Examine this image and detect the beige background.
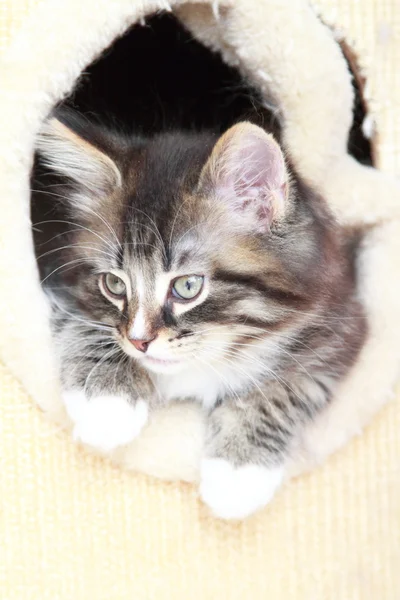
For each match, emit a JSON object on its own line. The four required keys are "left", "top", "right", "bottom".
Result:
{"left": 1, "top": 1, "right": 399, "bottom": 598}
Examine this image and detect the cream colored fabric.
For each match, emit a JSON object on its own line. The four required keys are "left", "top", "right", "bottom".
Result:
{"left": 1, "top": 358, "right": 399, "bottom": 598}
{"left": 0, "top": 0, "right": 399, "bottom": 597}
{"left": 0, "top": 0, "right": 399, "bottom": 481}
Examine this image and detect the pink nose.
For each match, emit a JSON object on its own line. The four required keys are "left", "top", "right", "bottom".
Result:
{"left": 129, "top": 336, "right": 156, "bottom": 353}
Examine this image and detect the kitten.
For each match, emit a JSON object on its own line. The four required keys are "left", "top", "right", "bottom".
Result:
{"left": 32, "top": 109, "right": 367, "bottom": 519}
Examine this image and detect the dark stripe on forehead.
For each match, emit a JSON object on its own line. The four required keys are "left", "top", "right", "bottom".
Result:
{"left": 115, "top": 244, "right": 124, "bottom": 269}
{"left": 213, "top": 269, "right": 304, "bottom": 306}
{"left": 164, "top": 245, "right": 173, "bottom": 272}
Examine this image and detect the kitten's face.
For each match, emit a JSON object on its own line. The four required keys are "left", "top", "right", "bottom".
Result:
{"left": 96, "top": 244, "right": 246, "bottom": 375}
{"left": 36, "top": 113, "right": 336, "bottom": 376}
{"left": 85, "top": 220, "right": 284, "bottom": 375}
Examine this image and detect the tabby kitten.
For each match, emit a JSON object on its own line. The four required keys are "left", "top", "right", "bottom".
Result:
{"left": 32, "top": 109, "right": 366, "bottom": 519}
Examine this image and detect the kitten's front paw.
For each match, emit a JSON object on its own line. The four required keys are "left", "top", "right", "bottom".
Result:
{"left": 199, "top": 458, "right": 284, "bottom": 520}
{"left": 63, "top": 390, "right": 148, "bottom": 453}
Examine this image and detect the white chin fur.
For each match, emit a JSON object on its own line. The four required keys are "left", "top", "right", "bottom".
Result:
{"left": 199, "top": 458, "right": 284, "bottom": 520}
{"left": 63, "top": 390, "right": 148, "bottom": 453}
{"left": 141, "top": 358, "right": 187, "bottom": 375}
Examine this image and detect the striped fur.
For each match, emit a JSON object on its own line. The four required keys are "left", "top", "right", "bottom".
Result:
{"left": 32, "top": 109, "right": 367, "bottom": 476}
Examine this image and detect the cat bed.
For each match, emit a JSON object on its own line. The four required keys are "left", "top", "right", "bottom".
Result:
{"left": 1, "top": 0, "right": 400, "bottom": 597}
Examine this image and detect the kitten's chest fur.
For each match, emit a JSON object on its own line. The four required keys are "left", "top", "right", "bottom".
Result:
{"left": 155, "top": 367, "right": 226, "bottom": 407}
{"left": 154, "top": 360, "right": 258, "bottom": 408}
{"left": 153, "top": 344, "right": 279, "bottom": 408}
{"left": 150, "top": 336, "right": 300, "bottom": 408}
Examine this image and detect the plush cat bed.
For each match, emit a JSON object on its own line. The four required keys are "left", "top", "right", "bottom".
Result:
{"left": 1, "top": 0, "right": 400, "bottom": 596}
{"left": 1, "top": 0, "right": 399, "bottom": 481}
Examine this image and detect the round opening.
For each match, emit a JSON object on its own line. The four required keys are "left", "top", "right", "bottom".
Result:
{"left": 62, "top": 13, "right": 373, "bottom": 165}
{"left": 61, "top": 12, "right": 281, "bottom": 137}
{"left": 31, "top": 11, "right": 373, "bottom": 283}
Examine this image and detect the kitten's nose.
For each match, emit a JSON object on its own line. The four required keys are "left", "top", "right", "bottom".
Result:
{"left": 129, "top": 336, "right": 157, "bottom": 353}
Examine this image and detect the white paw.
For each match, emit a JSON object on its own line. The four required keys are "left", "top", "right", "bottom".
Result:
{"left": 63, "top": 390, "right": 148, "bottom": 453}
{"left": 199, "top": 458, "right": 284, "bottom": 520}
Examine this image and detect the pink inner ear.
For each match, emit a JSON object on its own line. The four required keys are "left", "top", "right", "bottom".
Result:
{"left": 216, "top": 127, "right": 287, "bottom": 229}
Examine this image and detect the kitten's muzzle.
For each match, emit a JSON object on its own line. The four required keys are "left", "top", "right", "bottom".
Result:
{"left": 128, "top": 335, "right": 157, "bottom": 353}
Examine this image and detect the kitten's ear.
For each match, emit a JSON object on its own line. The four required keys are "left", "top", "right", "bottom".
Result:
{"left": 199, "top": 122, "right": 289, "bottom": 231}
{"left": 36, "top": 114, "right": 122, "bottom": 199}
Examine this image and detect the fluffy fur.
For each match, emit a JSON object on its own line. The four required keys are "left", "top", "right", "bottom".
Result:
{"left": 32, "top": 109, "right": 367, "bottom": 518}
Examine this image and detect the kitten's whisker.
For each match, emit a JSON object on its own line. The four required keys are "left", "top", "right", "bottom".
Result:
{"left": 32, "top": 188, "right": 122, "bottom": 251}
{"left": 240, "top": 341, "right": 328, "bottom": 372}
{"left": 63, "top": 325, "right": 115, "bottom": 337}
{"left": 200, "top": 342, "right": 303, "bottom": 402}
{"left": 36, "top": 228, "right": 83, "bottom": 246}
{"left": 112, "top": 353, "right": 128, "bottom": 391}
{"left": 172, "top": 211, "right": 216, "bottom": 250}
{"left": 194, "top": 353, "right": 243, "bottom": 406}
{"left": 41, "top": 258, "right": 93, "bottom": 284}
{"left": 229, "top": 342, "right": 319, "bottom": 387}
{"left": 208, "top": 331, "right": 329, "bottom": 369}
{"left": 128, "top": 207, "right": 165, "bottom": 243}
{"left": 33, "top": 218, "right": 117, "bottom": 255}
{"left": 83, "top": 346, "right": 123, "bottom": 393}
{"left": 68, "top": 348, "right": 118, "bottom": 380}
{"left": 170, "top": 192, "right": 229, "bottom": 253}
{"left": 128, "top": 221, "right": 168, "bottom": 262}
{"left": 168, "top": 194, "right": 196, "bottom": 252}
{"left": 59, "top": 336, "right": 117, "bottom": 376}
{"left": 60, "top": 341, "right": 115, "bottom": 358}
{"left": 57, "top": 336, "right": 114, "bottom": 353}
{"left": 197, "top": 350, "right": 271, "bottom": 420}
{"left": 56, "top": 329, "right": 115, "bottom": 345}
{"left": 80, "top": 204, "right": 122, "bottom": 251}
{"left": 206, "top": 343, "right": 315, "bottom": 392}
{"left": 206, "top": 351, "right": 299, "bottom": 424}
{"left": 36, "top": 244, "right": 117, "bottom": 262}
{"left": 50, "top": 300, "right": 114, "bottom": 330}
{"left": 124, "top": 207, "right": 167, "bottom": 260}
{"left": 196, "top": 326, "right": 330, "bottom": 365}
{"left": 66, "top": 320, "right": 114, "bottom": 331}
{"left": 123, "top": 240, "right": 165, "bottom": 254}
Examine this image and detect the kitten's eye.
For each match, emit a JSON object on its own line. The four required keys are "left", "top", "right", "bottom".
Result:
{"left": 172, "top": 275, "right": 204, "bottom": 300}
{"left": 102, "top": 273, "right": 126, "bottom": 298}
